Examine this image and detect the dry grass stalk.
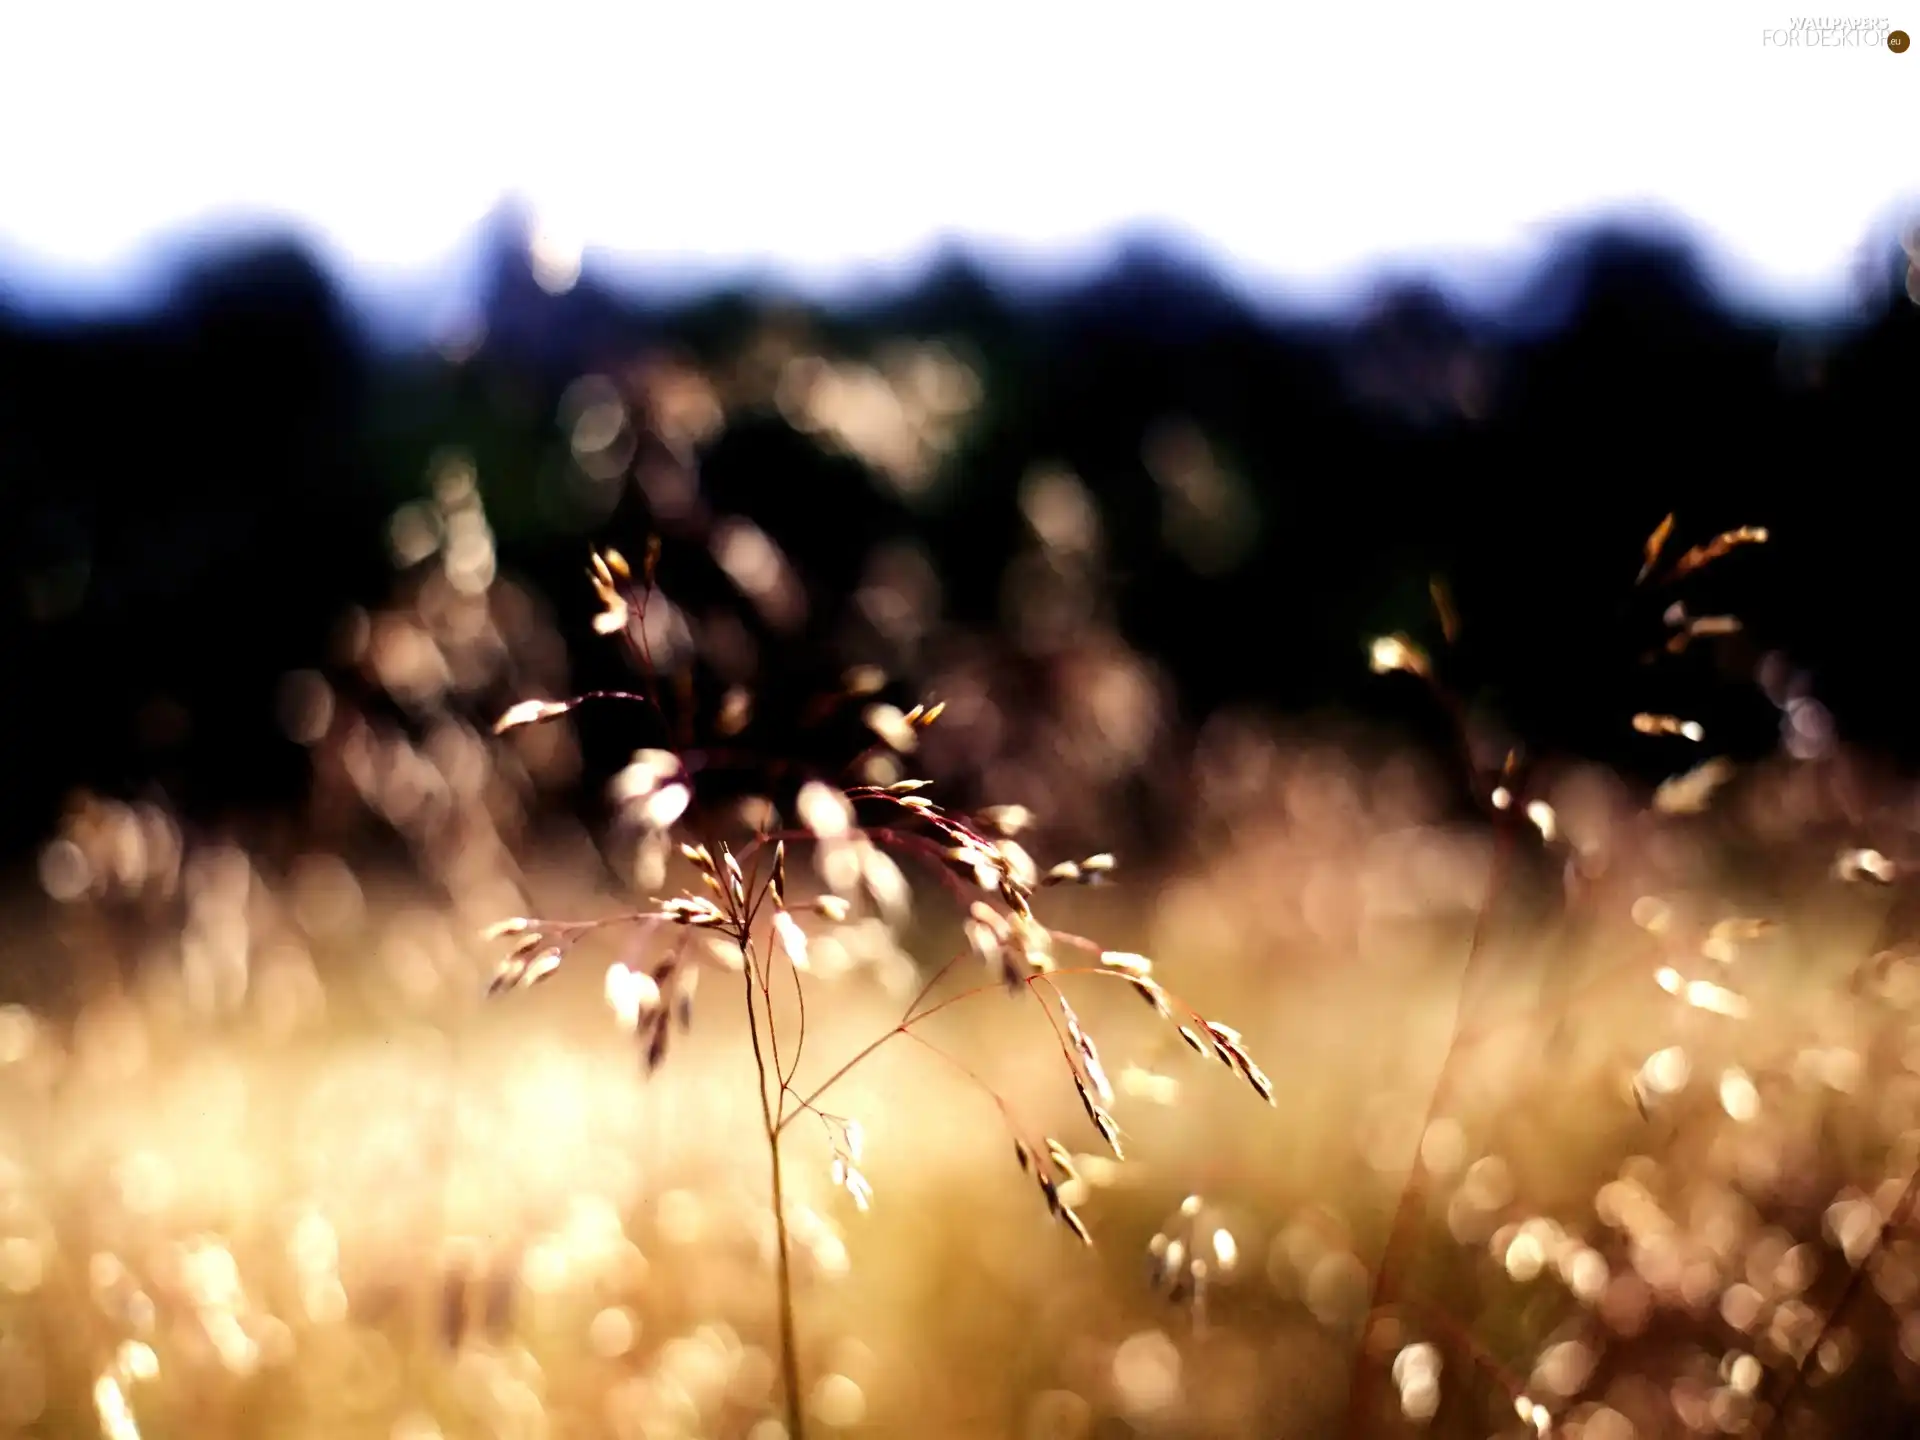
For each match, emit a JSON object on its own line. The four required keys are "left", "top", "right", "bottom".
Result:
{"left": 1342, "top": 512, "right": 1770, "bottom": 1440}
{"left": 485, "top": 539, "right": 1273, "bottom": 1439}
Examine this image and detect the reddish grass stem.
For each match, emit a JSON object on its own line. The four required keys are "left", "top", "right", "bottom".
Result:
{"left": 742, "top": 944, "right": 807, "bottom": 1440}
{"left": 1756, "top": 1163, "right": 1920, "bottom": 1440}
{"left": 1341, "top": 811, "right": 1520, "bottom": 1440}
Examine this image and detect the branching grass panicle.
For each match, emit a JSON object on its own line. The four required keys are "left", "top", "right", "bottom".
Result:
{"left": 484, "top": 539, "right": 1274, "bottom": 1439}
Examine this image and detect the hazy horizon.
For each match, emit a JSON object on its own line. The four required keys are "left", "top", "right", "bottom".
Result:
{"left": 4, "top": 1, "right": 1916, "bottom": 336}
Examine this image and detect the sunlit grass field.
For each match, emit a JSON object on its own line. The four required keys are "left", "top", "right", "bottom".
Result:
{"left": 4, "top": 741, "right": 1916, "bottom": 1440}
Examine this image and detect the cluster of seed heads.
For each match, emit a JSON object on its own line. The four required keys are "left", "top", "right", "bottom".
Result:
{"left": 480, "top": 539, "right": 1274, "bottom": 1275}
{"left": 1182, "top": 1020, "right": 1274, "bottom": 1104}
{"left": 818, "top": 1114, "right": 872, "bottom": 1212}
{"left": 1013, "top": 1137, "right": 1093, "bottom": 1246}
{"left": 1146, "top": 1194, "right": 1241, "bottom": 1322}
{"left": 479, "top": 917, "right": 562, "bottom": 994}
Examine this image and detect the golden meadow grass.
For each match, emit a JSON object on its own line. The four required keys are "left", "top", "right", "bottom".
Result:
{"left": 8, "top": 480, "right": 1920, "bottom": 1440}
{"left": 9, "top": 745, "right": 1920, "bottom": 1439}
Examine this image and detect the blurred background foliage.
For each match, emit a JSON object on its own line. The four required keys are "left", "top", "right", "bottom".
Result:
{"left": 4, "top": 209, "right": 1919, "bottom": 868}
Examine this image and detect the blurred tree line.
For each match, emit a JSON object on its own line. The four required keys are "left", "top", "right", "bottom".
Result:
{"left": 2, "top": 209, "right": 1917, "bottom": 867}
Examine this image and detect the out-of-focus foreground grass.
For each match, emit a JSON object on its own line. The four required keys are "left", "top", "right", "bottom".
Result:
{"left": 3, "top": 744, "right": 1917, "bottom": 1440}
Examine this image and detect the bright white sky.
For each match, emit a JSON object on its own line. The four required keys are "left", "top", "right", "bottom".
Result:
{"left": 0, "top": 0, "right": 1914, "bottom": 317}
